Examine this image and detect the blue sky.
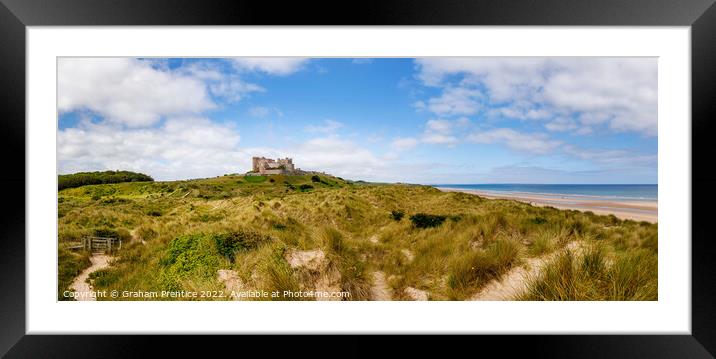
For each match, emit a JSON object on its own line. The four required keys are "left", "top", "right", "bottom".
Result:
{"left": 58, "top": 57, "right": 657, "bottom": 184}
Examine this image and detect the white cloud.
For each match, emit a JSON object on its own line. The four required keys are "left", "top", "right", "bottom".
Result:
{"left": 419, "top": 118, "right": 466, "bottom": 146}
{"left": 179, "top": 61, "right": 264, "bottom": 103}
{"left": 294, "top": 137, "right": 383, "bottom": 173}
{"left": 422, "top": 133, "right": 459, "bottom": 145}
{"left": 414, "top": 58, "right": 657, "bottom": 136}
{"left": 467, "top": 128, "right": 561, "bottom": 154}
{"left": 208, "top": 78, "right": 264, "bottom": 103}
{"left": 58, "top": 117, "right": 249, "bottom": 180}
{"left": 305, "top": 119, "right": 343, "bottom": 134}
{"left": 491, "top": 105, "right": 552, "bottom": 121}
{"left": 58, "top": 58, "right": 215, "bottom": 127}
{"left": 391, "top": 137, "right": 419, "bottom": 151}
{"left": 231, "top": 58, "right": 308, "bottom": 76}
{"left": 425, "top": 119, "right": 452, "bottom": 133}
{"left": 425, "top": 87, "right": 483, "bottom": 116}
{"left": 562, "top": 145, "right": 657, "bottom": 168}
{"left": 247, "top": 135, "right": 402, "bottom": 181}
{"left": 544, "top": 117, "right": 578, "bottom": 132}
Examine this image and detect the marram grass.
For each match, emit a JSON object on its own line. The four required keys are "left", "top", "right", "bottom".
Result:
{"left": 58, "top": 174, "right": 657, "bottom": 301}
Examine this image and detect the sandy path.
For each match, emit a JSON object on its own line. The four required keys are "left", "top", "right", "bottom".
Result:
{"left": 370, "top": 271, "right": 393, "bottom": 300}
{"left": 438, "top": 188, "right": 657, "bottom": 223}
{"left": 470, "top": 256, "right": 550, "bottom": 301}
{"left": 470, "top": 242, "right": 581, "bottom": 301}
{"left": 217, "top": 269, "right": 247, "bottom": 300}
{"left": 69, "top": 254, "right": 112, "bottom": 301}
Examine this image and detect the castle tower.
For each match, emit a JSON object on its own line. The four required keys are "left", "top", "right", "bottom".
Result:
{"left": 252, "top": 157, "right": 261, "bottom": 172}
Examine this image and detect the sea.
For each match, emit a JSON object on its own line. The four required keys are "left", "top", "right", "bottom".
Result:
{"left": 432, "top": 184, "right": 658, "bottom": 202}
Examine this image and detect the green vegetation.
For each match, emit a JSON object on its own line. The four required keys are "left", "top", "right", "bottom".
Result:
{"left": 58, "top": 248, "right": 91, "bottom": 300}
{"left": 59, "top": 170, "right": 153, "bottom": 190}
{"left": 519, "top": 245, "right": 657, "bottom": 300}
{"left": 213, "top": 229, "right": 273, "bottom": 262}
{"left": 57, "top": 173, "right": 657, "bottom": 301}
{"left": 390, "top": 210, "right": 405, "bottom": 221}
{"left": 409, "top": 213, "right": 447, "bottom": 228}
{"left": 244, "top": 175, "right": 267, "bottom": 183}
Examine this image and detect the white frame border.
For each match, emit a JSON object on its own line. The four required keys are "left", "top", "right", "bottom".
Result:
{"left": 27, "top": 27, "right": 690, "bottom": 334}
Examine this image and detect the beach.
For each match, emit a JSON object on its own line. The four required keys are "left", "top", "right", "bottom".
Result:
{"left": 436, "top": 187, "right": 658, "bottom": 223}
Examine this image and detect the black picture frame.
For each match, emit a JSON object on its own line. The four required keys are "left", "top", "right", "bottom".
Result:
{"left": 1, "top": 0, "right": 715, "bottom": 357}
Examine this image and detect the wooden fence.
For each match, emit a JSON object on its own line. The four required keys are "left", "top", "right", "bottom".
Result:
{"left": 67, "top": 236, "right": 122, "bottom": 254}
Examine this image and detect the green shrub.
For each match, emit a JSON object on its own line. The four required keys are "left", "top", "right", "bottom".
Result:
{"left": 159, "top": 234, "right": 221, "bottom": 290}
{"left": 213, "top": 229, "right": 273, "bottom": 262}
{"left": 299, "top": 184, "right": 314, "bottom": 191}
{"left": 311, "top": 175, "right": 321, "bottom": 183}
{"left": 409, "top": 213, "right": 447, "bottom": 228}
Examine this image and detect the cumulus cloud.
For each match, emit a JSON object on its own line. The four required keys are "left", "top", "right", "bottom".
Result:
{"left": 414, "top": 58, "right": 657, "bottom": 136}
{"left": 420, "top": 118, "right": 472, "bottom": 146}
{"left": 231, "top": 58, "right": 308, "bottom": 75}
{"left": 58, "top": 58, "right": 215, "bottom": 127}
{"left": 467, "top": 128, "right": 562, "bottom": 154}
{"left": 58, "top": 117, "right": 249, "bottom": 180}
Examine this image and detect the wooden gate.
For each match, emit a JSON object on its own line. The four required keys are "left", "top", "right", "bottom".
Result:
{"left": 79, "top": 236, "right": 122, "bottom": 254}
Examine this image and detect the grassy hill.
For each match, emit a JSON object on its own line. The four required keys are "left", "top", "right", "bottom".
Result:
{"left": 58, "top": 173, "right": 657, "bottom": 301}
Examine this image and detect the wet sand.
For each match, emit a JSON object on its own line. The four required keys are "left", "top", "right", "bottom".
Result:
{"left": 437, "top": 187, "right": 657, "bottom": 223}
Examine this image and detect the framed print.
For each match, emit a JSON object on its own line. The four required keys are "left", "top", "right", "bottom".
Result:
{"left": 1, "top": 0, "right": 715, "bottom": 357}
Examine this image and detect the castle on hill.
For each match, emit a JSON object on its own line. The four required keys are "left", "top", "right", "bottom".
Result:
{"left": 251, "top": 156, "right": 298, "bottom": 175}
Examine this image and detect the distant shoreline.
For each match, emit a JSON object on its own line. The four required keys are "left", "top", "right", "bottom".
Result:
{"left": 436, "top": 187, "right": 658, "bottom": 223}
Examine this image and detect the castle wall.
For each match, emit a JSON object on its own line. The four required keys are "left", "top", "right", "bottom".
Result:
{"left": 262, "top": 169, "right": 284, "bottom": 175}
{"left": 252, "top": 156, "right": 297, "bottom": 175}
